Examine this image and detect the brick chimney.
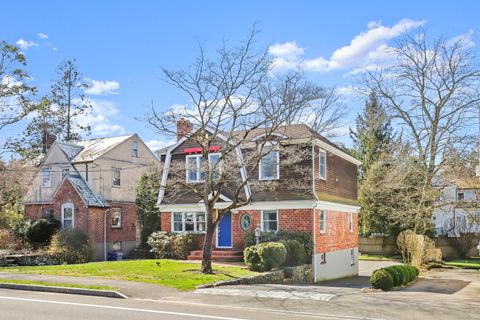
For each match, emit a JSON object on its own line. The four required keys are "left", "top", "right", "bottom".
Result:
{"left": 42, "top": 130, "right": 57, "bottom": 154}
{"left": 176, "top": 118, "right": 193, "bottom": 141}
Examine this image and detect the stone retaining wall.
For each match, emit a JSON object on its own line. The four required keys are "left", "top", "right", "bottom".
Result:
{"left": 198, "top": 270, "right": 284, "bottom": 288}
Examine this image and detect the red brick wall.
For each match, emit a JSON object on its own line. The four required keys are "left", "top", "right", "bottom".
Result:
{"left": 314, "top": 209, "right": 358, "bottom": 253}
{"left": 106, "top": 202, "right": 138, "bottom": 243}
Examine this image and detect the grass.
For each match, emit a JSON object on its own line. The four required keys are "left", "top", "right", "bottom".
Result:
{"left": 444, "top": 258, "right": 480, "bottom": 269}
{"left": 0, "top": 279, "right": 117, "bottom": 291}
{"left": 359, "top": 254, "right": 401, "bottom": 261}
{"left": 2, "top": 259, "right": 256, "bottom": 291}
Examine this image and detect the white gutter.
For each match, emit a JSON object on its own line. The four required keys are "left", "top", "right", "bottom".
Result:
{"left": 311, "top": 143, "right": 320, "bottom": 283}
{"left": 104, "top": 208, "right": 110, "bottom": 261}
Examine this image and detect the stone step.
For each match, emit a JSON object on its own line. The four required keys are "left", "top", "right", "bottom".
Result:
{"left": 187, "top": 250, "right": 244, "bottom": 262}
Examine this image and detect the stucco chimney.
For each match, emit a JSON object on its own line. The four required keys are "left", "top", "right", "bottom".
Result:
{"left": 176, "top": 118, "right": 193, "bottom": 141}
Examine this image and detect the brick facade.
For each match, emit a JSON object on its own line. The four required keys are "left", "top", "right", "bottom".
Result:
{"left": 314, "top": 209, "right": 358, "bottom": 253}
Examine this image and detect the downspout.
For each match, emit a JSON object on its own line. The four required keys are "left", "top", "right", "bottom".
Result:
{"left": 312, "top": 143, "right": 320, "bottom": 282}
{"left": 104, "top": 208, "right": 110, "bottom": 261}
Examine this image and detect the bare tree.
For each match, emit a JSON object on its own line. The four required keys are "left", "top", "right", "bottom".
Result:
{"left": 363, "top": 29, "right": 480, "bottom": 180}
{"left": 148, "top": 28, "right": 330, "bottom": 273}
{"left": 0, "top": 41, "right": 36, "bottom": 132}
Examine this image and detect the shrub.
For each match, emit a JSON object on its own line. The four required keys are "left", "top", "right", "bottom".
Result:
{"left": 27, "top": 218, "right": 60, "bottom": 248}
{"left": 257, "top": 242, "right": 286, "bottom": 271}
{"left": 49, "top": 229, "right": 95, "bottom": 264}
{"left": 243, "top": 246, "right": 263, "bottom": 271}
{"left": 11, "top": 219, "right": 30, "bottom": 242}
{"left": 245, "top": 230, "right": 313, "bottom": 260}
{"left": 383, "top": 266, "right": 402, "bottom": 286}
{"left": 0, "top": 229, "right": 25, "bottom": 251}
{"left": 396, "top": 230, "right": 442, "bottom": 268}
{"left": 172, "top": 233, "right": 192, "bottom": 260}
{"left": 280, "top": 239, "right": 306, "bottom": 267}
{"left": 370, "top": 269, "right": 394, "bottom": 291}
{"left": 147, "top": 232, "right": 192, "bottom": 259}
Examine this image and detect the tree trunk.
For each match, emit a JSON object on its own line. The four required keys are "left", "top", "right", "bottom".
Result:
{"left": 201, "top": 207, "right": 215, "bottom": 274}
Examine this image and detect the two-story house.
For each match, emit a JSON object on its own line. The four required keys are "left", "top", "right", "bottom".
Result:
{"left": 434, "top": 179, "right": 480, "bottom": 236}
{"left": 23, "top": 134, "right": 159, "bottom": 259}
{"left": 157, "top": 120, "right": 361, "bottom": 281}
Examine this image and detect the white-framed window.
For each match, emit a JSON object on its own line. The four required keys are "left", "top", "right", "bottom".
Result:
{"left": 259, "top": 150, "right": 279, "bottom": 180}
{"left": 208, "top": 153, "right": 221, "bottom": 180}
{"left": 186, "top": 154, "right": 204, "bottom": 183}
{"left": 112, "top": 241, "right": 122, "bottom": 251}
{"left": 320, "top": 253, "right": 326, "bottom": 264}
{"left": 349, "top": 212, "right": 354, "bottom": 232}
{"left": 61, "top": 203, "right": 74, "bottom": 229}
{"left": 319, "top": 210, "right": 326, "bottom": 234}
{"left": 319, "top": 149, "right": 327, "bottom": 180}
{"left": 111, "top": 208, "right": 122, "bottom": 228}
{"left": 350, "top": 249, "right": 355, "bottom": 265}
{"left": 172, "top": 212, "right": 206, "bottom": 233}
{"left": 132, "top": 140, "right": 139, "bottom": 158}
{"left": 42, "top": 169, "right": 51, "bottom": 187}
{"left": 62, "top": 168, "right": 70, "bottom": 178}
{"left": 261, "top": 210, "right": 278, "bottom": 232}
{"left": 112, "top": 168, "right": 121, "bottom": 186}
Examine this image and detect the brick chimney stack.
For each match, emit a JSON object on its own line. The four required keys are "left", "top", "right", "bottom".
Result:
{"left": 176, "top": 118, "right": 193, "bottom": 141}
{"left": 42, "top": 131, "right": 57, "bottom": 154}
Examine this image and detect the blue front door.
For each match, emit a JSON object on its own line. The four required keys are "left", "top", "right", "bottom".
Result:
{"left": 217, "top": 212, "right": 232, "bottom": 247}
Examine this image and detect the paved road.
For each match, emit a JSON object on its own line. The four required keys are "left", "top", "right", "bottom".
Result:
{"left": 0, "top": 288, "right": 381, "bottom": 320}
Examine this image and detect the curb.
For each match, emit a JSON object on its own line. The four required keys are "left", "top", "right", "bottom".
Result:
{"left": 0, "top": 283, "right": 128, "bottom": 299}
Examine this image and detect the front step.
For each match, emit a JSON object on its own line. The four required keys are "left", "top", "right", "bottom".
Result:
{"left": 187, "top": 250, "right": 244, "bottom": 262}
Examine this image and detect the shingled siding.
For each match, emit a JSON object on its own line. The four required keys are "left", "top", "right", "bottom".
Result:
{"left": 313, "top": 145, "right": 358, "bottom": 202}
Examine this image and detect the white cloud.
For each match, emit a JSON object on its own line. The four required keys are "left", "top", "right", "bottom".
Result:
{"left": 15, "top": 39, "right": 38, "bottom": 50}
{"left": 145, "top": 138, "right": 176, "bottom": 151}
{"left": 38, "top": 33, "right": 48, "bottom": 39}
{"left": 85, "top": 79, "right": 120, "bottom": 95}
{"left": 269, "top": 18, "right": 425, "bottom": 73}
{"left": 75, "top": 99, "right": 126, "bottom": 136}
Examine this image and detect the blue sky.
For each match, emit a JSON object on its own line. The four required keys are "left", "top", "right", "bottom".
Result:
{"left": 1, "top": 0, "right": 479, "bottom": 152}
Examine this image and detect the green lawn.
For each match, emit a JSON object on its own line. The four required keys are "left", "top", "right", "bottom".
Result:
{"left": 0, "top": 279, "right": 117, "bottom": 291}
{"left": 359, "top": 254, "right": 402, "bottom": 261}
{"left": 2, "top": 259, "right": 256, "bottom": 291}
{"left": 444, "top": 258, "right": 480, "bottom": 269}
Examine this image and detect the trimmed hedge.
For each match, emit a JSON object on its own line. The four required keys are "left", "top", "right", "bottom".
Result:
{"left": 243, "top": 242, "right": 286, "bottom": 272}
{"left": 280, "top": 239, "right": 306, "bottom": 267}
{"left": 245, "top": 230, "right": 313, "bottom": 259}
{"left": 370, "top": 264, "right": 419, "bottom": 290}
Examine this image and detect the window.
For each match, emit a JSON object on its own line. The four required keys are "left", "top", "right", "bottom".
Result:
{"left": 62, "top": 168, "right": 70, "bottom": 178}
{"left": 42, "top": 170, "right": 51, "bottom": 187}
{"left": 319, "top": 150, "right": 327, "bottom": 180}
{"left": 186, "top": 155, "right": 205, "bottom": 183}
{"left": 457, "top": 192, "right": 465, "bottom": 201}
{"left": 111, "top": 208, "right": 122, "bottom": 228}
{"left": 112, "top": 241, "right": 122, "bottom": 251}
{"left": 240, "top": 214, "right": 252, "bottom": 231}
{"left": 208, "top": 153, "right": 221, "bottom": 180}
{"left": 349, "top": 212, "right": 354, "bottom": 232}
{"left": 261, "top": 210, "right": 278, "bottom": 232}
{"left": 112, "top": 169, "right": 121, "bottom": 186}
{"left": 350, "top": 249, "right": 355, "bottom": 265}
{"left": 259, "top": 150, "right": 279, "bottom": 180}
{"left": 61, "top": 203, "right": 74, "bottom": 229}
{"left": 132, "top": 140, "right": 139, "bottom": 158}
{"left": 320, "top": 253, "right": 326, "bottom": 264}
{"left": 319, "top": 210, "right": 326, "bottom": 234}
{"left": 172, "top": 212, "right": 206, "bottom": 232}
{"left": 42, "top": 208, "right": 54, "bottom": 218}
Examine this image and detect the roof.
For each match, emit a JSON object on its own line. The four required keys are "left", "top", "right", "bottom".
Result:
{"left": 57, "top": 141, "right": 84, "bottom": 161}
{"left": 71, "top": 135, "right": 134, "bottom": 162}
{"left": 54, "top": 173, "right": 108, "bottom": 207}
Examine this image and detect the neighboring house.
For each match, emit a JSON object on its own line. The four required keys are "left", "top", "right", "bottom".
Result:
{"left": 157, "top": 121, "right": 361, "bottom": 281}
{"left": 433, "top": 179, "right": 480, "bottom": 236}
{"left": 23, "top": 134, "right": 159, "bottom": 259}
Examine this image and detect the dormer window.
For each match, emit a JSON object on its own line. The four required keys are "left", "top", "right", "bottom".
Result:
{"left": 42, "top": 169, "right": 51, "bottom": 187}
{"left": 319, "top": 149, "right": 327, "bottom": 180}
{"left": 131, "top": 140, "right": 139, "bottom": 158}
{"left": 259, "top": 150, "right": 279, "bottom": 180}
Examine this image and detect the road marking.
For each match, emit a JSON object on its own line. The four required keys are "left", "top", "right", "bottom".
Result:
{"left": 0, "top": 295, "right": 246, "bottom": 320}
{"left": 136, "top": 298, "right": 385, "bottom": 320}
{"left": 196, "top": 287, "right": 336, "bottom": 301}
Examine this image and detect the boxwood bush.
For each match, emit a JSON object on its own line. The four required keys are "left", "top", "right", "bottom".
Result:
{"left": 245, "top": 230, "right": 313, "bottom": 259}
{"left": 243, "top": 242, "right": 286, "bottom": 271}
{"left": 280, "top": 239, "right": 306, "bottom": 267}
{"left": 370, "top": 264, "right": 419, "bottom": 290}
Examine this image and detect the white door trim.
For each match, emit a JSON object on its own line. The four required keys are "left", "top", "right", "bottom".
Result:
{"left": 61, "top": 202, "right": 75, "bottom": 228}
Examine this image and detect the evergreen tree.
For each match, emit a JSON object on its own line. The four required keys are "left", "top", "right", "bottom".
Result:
{"left": 135, "top": 166, "right": 162, "bottom": 248}
{"left": 350, "top": 92, "right": 393, "bottom": 179}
